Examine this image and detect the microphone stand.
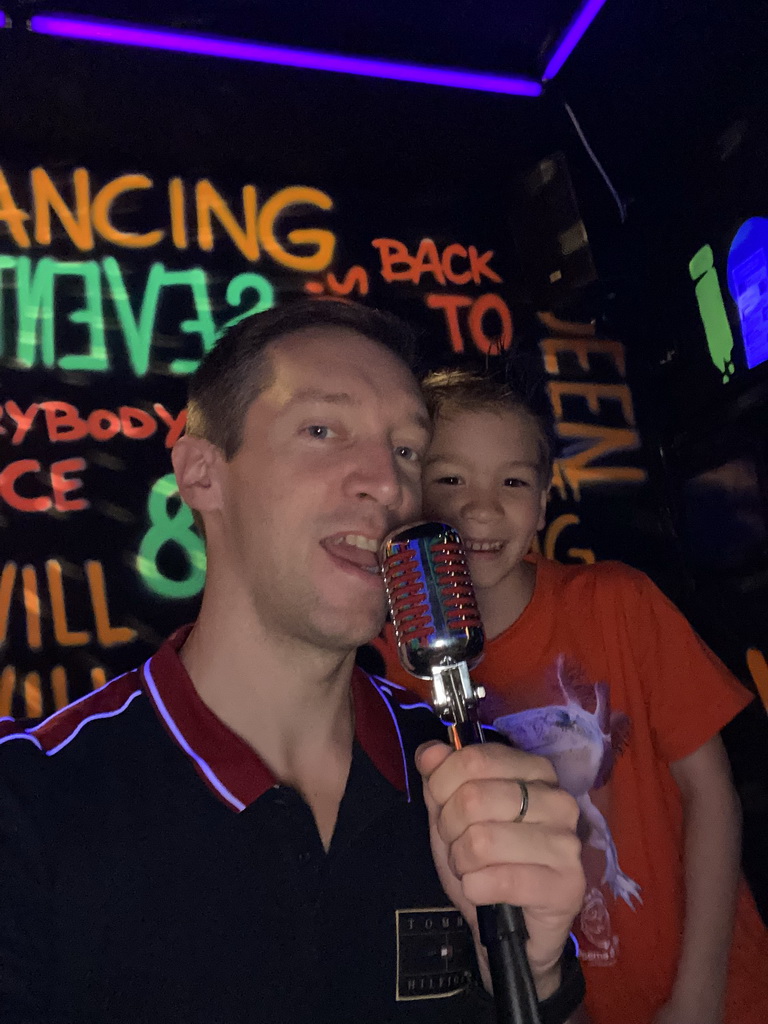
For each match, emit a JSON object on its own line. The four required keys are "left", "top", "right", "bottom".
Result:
{"left": 439, "top": 665, "right": 543, "bottom": 1024}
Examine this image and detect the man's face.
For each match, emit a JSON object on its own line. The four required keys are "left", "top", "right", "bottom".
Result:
{"left": 211, "top": 327, "right": 429, "bottom": 651}
{"left": 422, "top": 406, "right": 549, "bottom": 599}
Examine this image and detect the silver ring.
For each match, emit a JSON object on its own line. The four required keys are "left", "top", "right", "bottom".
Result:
{"left": 513, "top": 779, "right": 529, "bottom": 823}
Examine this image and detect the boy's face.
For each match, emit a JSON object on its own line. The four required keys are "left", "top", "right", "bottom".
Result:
{"left": 422, "top": 406, "right": 549, "bottom": 597}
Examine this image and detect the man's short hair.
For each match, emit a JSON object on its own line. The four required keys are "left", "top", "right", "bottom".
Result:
{"left": 420, "top": 365, "right": 557, "bottom": 484}
{"left": 185, "top": 298, "right": 417, "bottom": 459}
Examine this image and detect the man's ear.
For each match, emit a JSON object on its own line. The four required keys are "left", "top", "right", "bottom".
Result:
{"left": 171, "top": 435, "right": 224, "bottom": 516}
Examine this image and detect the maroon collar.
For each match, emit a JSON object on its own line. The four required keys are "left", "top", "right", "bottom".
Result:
{"left": 141, "top": 626, "right": 408, "bottom": 811}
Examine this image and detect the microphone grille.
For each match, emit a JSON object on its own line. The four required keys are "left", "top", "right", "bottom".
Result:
{"left": 380, "top": 521, "right": 484, "bottom": 678}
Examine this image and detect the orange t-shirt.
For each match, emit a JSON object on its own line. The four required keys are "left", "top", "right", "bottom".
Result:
{"left": 373, "top": 556, "right": 768, "bottom": 1024}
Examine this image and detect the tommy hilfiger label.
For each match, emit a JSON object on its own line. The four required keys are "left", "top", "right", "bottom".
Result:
{"left": 395, "top": 907, "right": 475, "bottom": 1001}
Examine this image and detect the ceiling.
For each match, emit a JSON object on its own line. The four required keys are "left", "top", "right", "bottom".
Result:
{"left": 0, "top": 0, "right": 763, "bottom": 198}
{"left": 9, "top": 0, "right": 587, "bottom": 79}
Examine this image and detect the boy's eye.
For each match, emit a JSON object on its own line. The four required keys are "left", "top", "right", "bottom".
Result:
{"left": 435, "top": 475, "right": 461, "bottom": 486}
{"left": 504, "top": 477, "right": 529, "bottom": 487}
{"left": 305, "top": 425, "right": 336, "bottom": 440}
{"left": 395, "top": 446, "right": 420, "bottom": 463}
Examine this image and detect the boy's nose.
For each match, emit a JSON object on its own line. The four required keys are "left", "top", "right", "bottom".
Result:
{"left": 462, "top": 492, "right": 504, "bottom": 521}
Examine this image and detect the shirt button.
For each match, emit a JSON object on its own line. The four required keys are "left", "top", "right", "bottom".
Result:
{"left": 298, "top": 851, "right": 311, "bottom": 865}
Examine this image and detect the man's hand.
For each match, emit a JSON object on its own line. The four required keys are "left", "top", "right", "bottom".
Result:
{"left": 416, "top": 739, "right": 585, "bottom": 999}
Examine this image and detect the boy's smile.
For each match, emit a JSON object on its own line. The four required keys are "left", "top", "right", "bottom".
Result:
{"left": 463, "top": 538, "right": 505, "bottom": 553}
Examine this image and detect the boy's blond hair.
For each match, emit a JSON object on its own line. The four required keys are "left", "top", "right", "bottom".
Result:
{"left": 421, "top": 367, "right": 556, "bottom": 485}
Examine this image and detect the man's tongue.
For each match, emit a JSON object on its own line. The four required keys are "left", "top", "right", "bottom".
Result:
{"left": 323, "top": 539, "right": 379, "bottom": 569}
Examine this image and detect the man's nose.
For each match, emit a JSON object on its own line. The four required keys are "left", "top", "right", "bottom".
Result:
{"left": 346, "top": 443, "right": 405, "bottom": 509}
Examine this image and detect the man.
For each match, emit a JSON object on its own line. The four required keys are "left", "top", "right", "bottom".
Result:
{"left": 0, "top": 300, "right": 585, "bottom": 1023}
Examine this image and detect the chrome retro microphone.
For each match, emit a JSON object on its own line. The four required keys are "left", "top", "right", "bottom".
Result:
{"left": 379, "top": 520, "right": 486, "bottom": 746}
{"left": 380, "top": 521, "right": 542, "bottom": 1024}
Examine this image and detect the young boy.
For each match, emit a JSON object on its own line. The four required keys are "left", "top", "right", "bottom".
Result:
{"left": 374, "top": 367, "right": 768, "bottom": 1024}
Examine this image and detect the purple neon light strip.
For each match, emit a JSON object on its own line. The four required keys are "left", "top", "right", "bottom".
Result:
{"left": 28, "top": 668, "right": 130, "bottom": 731}
{"left": 542, "top": 0, "right": 608, "bottom": 81}
{"left": 142, "top": 660, "right": 246, "bottom": 812}
{"left": 371, "top": 676, "right": 409, "bottom": 694}
{"left": 0, "top": 672, "right": 134, "bottom": 751}
{"left": 30, "top": 13, "right": 542, "bottom": 97}
{"left": 371, "top": 676, "right": 436, "bottom": 723}
{"left": 368, "top": 676, "right": 412, "bottom": 802}
{"left": 45, "top": 689, "right": 142, "bottom": 756}
{"left": 0, "top": 731, "right": 43, "bottom": 750}
{"left": 0, "top": 13, "right": 6, "bottom": 29}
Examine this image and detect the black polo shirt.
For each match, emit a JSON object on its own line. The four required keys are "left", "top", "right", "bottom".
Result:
{"left": 0, "top": 629, "right": 496, "bottom": 1023}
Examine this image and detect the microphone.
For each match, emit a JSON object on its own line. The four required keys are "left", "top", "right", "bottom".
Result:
{"left": 379, "top": 519, "right": 486, "bottom": 746}
{"left": 380, "top": 521, "right": 542, "bottom": 1024}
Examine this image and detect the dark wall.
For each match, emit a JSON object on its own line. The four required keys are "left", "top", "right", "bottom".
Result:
{"left": 542, "top": 0, "right": 768, "bottom": 916}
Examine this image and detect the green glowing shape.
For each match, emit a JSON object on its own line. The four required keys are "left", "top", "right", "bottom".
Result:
{"left": 2, "top": 255, "right": 279, "bottom": 376}
{"left": 104, "top": 258, "right": 217, "bottom": 377}
{"left": 55, "top": 261, "right": 109, "bottom": 371}
{"left": 168, "top": 267, "right": 218, "bottom": 375}
{"left": 689, "top": 244, "right": 735, "bottom": 382}
{"left": 137, "top": 473, "right": 206, "bottom": 599}
{"left": 218, "top": 272, "right": 275, "bottom": 335}
{"left": 15, "top": 256, "right": 57, "bottom": 368}
{"left": 0, "top": 254, "right": 17, "bottom": 358}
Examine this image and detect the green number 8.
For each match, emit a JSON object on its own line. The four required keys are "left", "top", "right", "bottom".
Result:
{"left": 137, "top": 474, "right": 206, "bottom": 598}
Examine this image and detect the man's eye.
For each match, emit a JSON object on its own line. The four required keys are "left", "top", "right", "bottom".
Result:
{"left": 306, "top": 425, "right": 335, "bottom": 439}
{"left": 396, "top": 446, "right": 420, "bottom": 463}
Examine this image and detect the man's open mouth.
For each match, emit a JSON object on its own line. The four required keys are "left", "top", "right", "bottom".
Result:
{"left": 321, "top": 534, "right": 381, "bottom": 574}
